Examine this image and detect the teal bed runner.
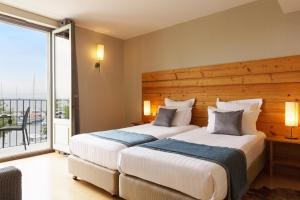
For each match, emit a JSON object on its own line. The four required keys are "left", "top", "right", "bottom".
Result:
{"left": 91, "top": 130, "right": 157, "bottom": 147}
{"left": 140, "top": 138, "right": 247, "bottom": 200}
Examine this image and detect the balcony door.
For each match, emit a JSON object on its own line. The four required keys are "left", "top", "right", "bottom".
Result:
{"left": 0, "top": 17, "right": 51, "bottom": 157}
{"left": 52, "top": 24, "right": 73, "bottom": 153}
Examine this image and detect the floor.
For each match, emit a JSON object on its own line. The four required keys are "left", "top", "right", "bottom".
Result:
{"left": 0, "top": 152, "right": 299, "bottom": 200}
{"left": 0, "top": 152, "right": 116, "bottom": 200}
{"left": 252, "top": 173, "right": 300, "bottom": 191}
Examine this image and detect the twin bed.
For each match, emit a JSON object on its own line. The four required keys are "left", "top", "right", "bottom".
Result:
{"left": 68, "top": 123, "right": 198, "bottom": 195}
{"left": 119, "top": 128, "right": 265, "bottom": 200}
{"left": 68, "top": 98, "right": 266, "bottom": 200}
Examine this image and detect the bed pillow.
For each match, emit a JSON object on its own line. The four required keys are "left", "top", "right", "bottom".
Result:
{"left": 207, "top": 106, "right": 225, "bottom": 133}
{"left": 217, "top": 101, "right": 258, "bottom": 111}
{"left": 159, "top": 106, "right": 192, "bottom": 126}
{"left": 165, "top": 98, "right": 195, "bottom": 108}
{"left": 212, "top": 110, "right": 243, "bottom": 136}
{"left": 153, "top": 108, "right": 177, "bottom": 127}
{"left": 229, "top": 98, "right": 263, "bottom": 109}
{"left": 216, "top": 98, "right": 262, "bottom": 111}
{"left": 207, "top": 106, "right": 261, "bottom": 135}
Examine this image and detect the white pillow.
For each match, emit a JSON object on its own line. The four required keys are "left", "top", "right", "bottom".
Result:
{"left": 217, "top": 98, "right": 263, "bottom": 110}
{"left": 159, "top": 106, "right": 192, "bottom": 126}
{"left": 230, "top": 98, "right": 263, "bottom": 109}
{"left": 165, "top": 98, "right": 195, "bottom": 108}
{"left": 207, "top": 107, "right": 218, "bottom": 133}
{"left": 217, "top": 101, "right": 258, "bottom": 111}
{"left": 207, "top": 106, "right": 261, "bottom": 135}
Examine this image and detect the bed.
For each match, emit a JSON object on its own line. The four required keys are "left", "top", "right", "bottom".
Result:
{"left": 118, "top": 127, "right": 266, "bottom": 200}
{"left": 68, "top": 123, "right": 198, "bottom": 195}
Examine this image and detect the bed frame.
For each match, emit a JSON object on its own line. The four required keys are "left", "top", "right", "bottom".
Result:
{"left": 68, "top": 54, "right": 300, "bottom": 199}
{"left": 68, "top": 145, "right": 265, "bottom": 199}
{"left": 119, "top": 151, "right": 265, "bottom": 200}
{"left": 68, "top": 155, "right": 119, "bottom": 195}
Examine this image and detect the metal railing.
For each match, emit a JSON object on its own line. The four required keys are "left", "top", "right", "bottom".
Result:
{"left": 0, "top": 99, "right": 47, "bottom": 149}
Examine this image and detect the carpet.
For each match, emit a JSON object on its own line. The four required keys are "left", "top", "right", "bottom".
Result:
{"left": 242, "top": 187, "right": 300, "bottom": 200}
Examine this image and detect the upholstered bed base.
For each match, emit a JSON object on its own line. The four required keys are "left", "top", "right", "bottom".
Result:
{"left": 68, "top": 151, "right": 264, "bottom": 199}
{"left": 68, "top": 155, "right": 119, "bottom": 195}
{"left": 120, "top": 174, "right": 197, "bottom": 200}
{"left": 119, "top": 151, "right": 265, "bottom": 200}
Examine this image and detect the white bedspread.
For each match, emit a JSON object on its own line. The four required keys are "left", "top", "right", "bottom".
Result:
{"left": 118, "top": 127, "right": 265, "bottom": 200}
{"left": 69, "top": 124, "right": 198, "bottom": 170}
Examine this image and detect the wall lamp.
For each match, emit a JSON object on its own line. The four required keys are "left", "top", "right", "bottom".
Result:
{"left": 95, "top": 44, "right": 104, "bottom": 71}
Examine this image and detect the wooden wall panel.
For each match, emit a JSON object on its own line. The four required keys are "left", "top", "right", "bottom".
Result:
{"left": 142, "top": 55, "right": 300, "bottom": 137}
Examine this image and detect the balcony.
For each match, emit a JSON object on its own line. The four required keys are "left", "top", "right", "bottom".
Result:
{"left": 0, "top": 99, "right": 49, "bottom": 158}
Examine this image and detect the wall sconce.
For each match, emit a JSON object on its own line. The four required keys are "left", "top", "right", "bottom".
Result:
{"left": 143, "top": 100, "right": 151, "bottom": 116}
{"left": 95, "top": 44, "right": 104, "bottom": 71}
{"left": 285, "top": 101, "right": 299, "bottom": 139}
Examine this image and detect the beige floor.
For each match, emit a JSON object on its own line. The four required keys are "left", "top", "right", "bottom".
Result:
{"left": 0, "top": 152, "right": 118, "bottom": 200}
{"left": 0, "top": 152, "right": 299, "bottom": 200}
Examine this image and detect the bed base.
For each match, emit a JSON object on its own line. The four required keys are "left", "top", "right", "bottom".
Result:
{"left": 68, "top": 155, "right": 119, "bottom": 195}
{"left": 119, "top": 151, "right": 265, "bottom": 200}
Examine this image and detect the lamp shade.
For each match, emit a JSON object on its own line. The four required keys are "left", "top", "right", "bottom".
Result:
{"left": 143, "top": 100, "right": 151, "bottom": 116}
{"left": 96, "top": 44, "right": 104, "bottom": 61}
{"left": 285, "top": 102, "right": 299, "bottom": 127}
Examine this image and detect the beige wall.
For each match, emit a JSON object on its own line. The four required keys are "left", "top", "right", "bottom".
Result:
{"left": 75, "top": 26, "right": 126, "bottom": 132}
{"left": 123, "top": 0, "right": 300, "bottom": 124}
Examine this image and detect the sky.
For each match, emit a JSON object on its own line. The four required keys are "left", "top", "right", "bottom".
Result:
{"left": 0, "top": 21, "right": 48, "bottom": 99}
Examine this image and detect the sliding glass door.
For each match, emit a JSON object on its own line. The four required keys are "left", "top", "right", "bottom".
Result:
{"left": 0, "top": 16, "right": 78, "bottom": 156}
{"left": 0, "top": 19, "right": 51, "bottom": 157}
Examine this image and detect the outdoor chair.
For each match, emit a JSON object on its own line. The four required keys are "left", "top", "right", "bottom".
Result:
{"left": 0, "top": 107, "right": 30, "bottom": 150}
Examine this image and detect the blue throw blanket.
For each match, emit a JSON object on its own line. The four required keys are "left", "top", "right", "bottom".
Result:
{"left": 140, "top": 139, "right": 247, "bottom": 200}
{"left": 91, "top": 130, "right": 157, "bottom": 147}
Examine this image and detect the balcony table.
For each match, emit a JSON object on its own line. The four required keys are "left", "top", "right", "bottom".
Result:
{"left": 0, "top": 108, "right": 30, "bottom": 150}
{"left": 0, "top": 114, "right": 12, "bottom": 125}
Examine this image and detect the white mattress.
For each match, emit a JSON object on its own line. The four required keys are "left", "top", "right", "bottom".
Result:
{"left": 69, "top": 124, "right": 198, "bottom": 170}
{"left": 118, "top": 127, "right": 266, "bottom": 200}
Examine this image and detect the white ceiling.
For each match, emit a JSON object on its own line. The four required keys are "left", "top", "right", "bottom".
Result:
{"left": 0, "top": 0, "right": 299, "bottom": 39}
{"left": 0, "top": 0, "right": 258, "bottom": 39}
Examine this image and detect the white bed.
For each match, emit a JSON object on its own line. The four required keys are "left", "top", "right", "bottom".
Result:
{"left": 118, "top": 127, "right": 266, "bottom": 200}
{"left": 70, "top": 123, "right": 198, "bottom": 170}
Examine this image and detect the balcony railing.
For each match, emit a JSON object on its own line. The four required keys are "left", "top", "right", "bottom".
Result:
{"left": 0, "top": 99, "right": 47, "bottom": 149}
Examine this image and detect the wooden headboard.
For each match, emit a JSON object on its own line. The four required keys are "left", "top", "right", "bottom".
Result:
{"left": 142, "top": 55, "right": 300, "bottom": 137}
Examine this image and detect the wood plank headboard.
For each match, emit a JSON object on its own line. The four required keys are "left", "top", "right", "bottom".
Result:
{"left": 142, "top": 55, "right": 300, "bottom": 137}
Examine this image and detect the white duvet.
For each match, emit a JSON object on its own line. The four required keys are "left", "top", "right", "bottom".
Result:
{"left": 118, "top": 127, "right": 265, "bottom": 200}
{"left": 69, "top": 123, "right": 198, "bottom": 170}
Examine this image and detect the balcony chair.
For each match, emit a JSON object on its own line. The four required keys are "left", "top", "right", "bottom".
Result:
{"left": 0, "top": 107, "right": 30, "bottom": 150}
